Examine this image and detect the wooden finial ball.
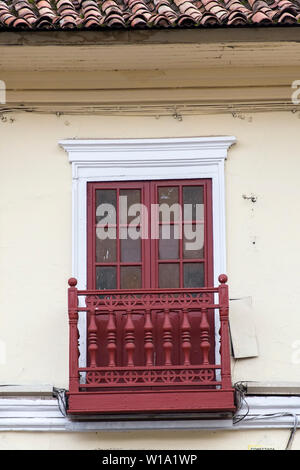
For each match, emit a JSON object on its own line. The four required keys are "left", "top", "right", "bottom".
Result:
{"left": 218, "top": 274, "right": 228, "bottom": 284}
{"left": 68, "top": 277, "right": 77, "bottom": 287}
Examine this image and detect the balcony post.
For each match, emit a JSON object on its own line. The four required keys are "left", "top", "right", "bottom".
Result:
{"left": 88, "top": 304, "right": 98, "bottom": 368}
{"left": 107, "top": 310, "right": 117, "bottom": 367}
{"left": 218, "top": 274, "right": 232, "bottom": 389}
{"left": 181, "top": 308, "right": 191, "bottom": 366}
{"left": 144, "top": 308, "right": 154, "bottom": 366}
{"left": 200, "top": 308, "right": 210, "bottom": 365}
{"left": 125, "top": 310, "right": 135, "bottom": 366}
{"left": 163, "top": 308, "right": 173, "bottom": 366}
{"left": 68, "top": 278, "right": 79, "bottom": 393}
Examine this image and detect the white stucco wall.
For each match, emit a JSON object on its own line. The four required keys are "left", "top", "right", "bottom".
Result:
{"left": 0, "top": 110, "right": 300, "bottom": 448}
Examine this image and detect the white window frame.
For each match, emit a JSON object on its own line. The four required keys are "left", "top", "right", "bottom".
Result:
{"left": 60, "top": 137, "right": 236, "bottom": 369}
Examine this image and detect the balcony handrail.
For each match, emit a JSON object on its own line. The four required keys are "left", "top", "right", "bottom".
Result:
{"left": 67, "top": 274, "right": 233, "bottom": 414}
{"left": 70, "top": 283, "right": 226, "bottom": 314}
{"left": 76, "top": 286, "right": 220, "bottom": 295}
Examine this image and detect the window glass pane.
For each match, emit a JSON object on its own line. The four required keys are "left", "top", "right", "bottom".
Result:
{"left": 96, "top": 266, "right": 117, "bottom": 290}
{"left": 158, "top": 187, "right": 179, "bottom": 222}
{"left": 183, "top": 186, "right": 204, "bottom": 221}
{"left": 96, "top": 235, "right": 117, "bottom": 262}
{"left": 183, "top": 224, "right": 204, "bottom": 259}
{"left": 159, "top": 225, "right": 179, "bottom": 260}
{"left": 120, "top": 229, "right": 141, "bottom": 262}
{"left": 121, "top": 266, "right": 142, "bottom": 289}
{"left": 159, "top": 264, "right": 179, "bottom": 288}
{"left": 119, "top": 189, "right": 141, "bottom": 224}
{"left": 183, "top": 263, "right": 204, "bottom": 288}
{"left": 96, "top": 189, "right": 117, "bottom": 224}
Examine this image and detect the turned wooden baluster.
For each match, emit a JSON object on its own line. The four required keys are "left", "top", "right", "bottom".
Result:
{"left": 68, "top": 278, "right": 79, "bottom": 393}
{"left": 107, "top": 310, "right": 117, "bottom": 367}
{"left": 200, "top": 308, "right": 210, "bottom": 364}
{"left": 218, "top": 274, "right": 231, "bottom": 389}
{"left": 181, "top": 308, "right": 191, "bottom": 366}
{"left": 125, "top": 310, "right": 135, "bottom": 366}
{"left": 144, "top": 308, "right": 154, "bottom": 366}
{"left": 88, "top": 303, "right": 98, "bottom": 368}
{"left": 163, "top": 308, "right": 173, "bottom": 366}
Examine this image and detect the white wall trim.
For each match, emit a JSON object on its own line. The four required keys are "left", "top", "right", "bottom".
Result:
{"left": 0, "top": 395, "right": 300, "bottom": 432}
{"left": 60, "top": 137, "right": 236, "bottom": 154}
{"left": 59, "top": 137, "right": 236, "bottom": 368}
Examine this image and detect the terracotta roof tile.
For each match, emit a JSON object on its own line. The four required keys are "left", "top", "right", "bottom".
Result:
{"left": 0, "top": 0, "right": 300, "bottom": 29}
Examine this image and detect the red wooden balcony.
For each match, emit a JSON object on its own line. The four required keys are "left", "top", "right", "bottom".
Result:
{"left": 67, "top": 275, "right": 235, "bottom": 415}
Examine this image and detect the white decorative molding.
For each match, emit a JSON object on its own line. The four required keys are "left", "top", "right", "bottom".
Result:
{"left": 1, "top": 395, "right": 300, "bottom": 432}
{"left": 233, "top": 395, "right": 300, "bottom": 430}
{"left": 59, "top": 137, "right": 236, "bottom": 368}
{"left": 60, "top": 136, "right": 235, "bottom": 152}
{"left": 0, "top": 397, "right": 67, "bottom": 432}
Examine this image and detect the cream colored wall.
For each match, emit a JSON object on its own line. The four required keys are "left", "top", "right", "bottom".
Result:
{"left": 0, "top": 429, "right": 299, "bottom": 450}
{"left": 1, "top": 110, "right": 300, "bottom": 448}
{"left": 1, "top": 110, "right": 300, "bottom": 386}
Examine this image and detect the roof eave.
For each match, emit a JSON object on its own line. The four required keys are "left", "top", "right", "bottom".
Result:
{"left": 1, "top": 26, "right": 300, "bottom": 47}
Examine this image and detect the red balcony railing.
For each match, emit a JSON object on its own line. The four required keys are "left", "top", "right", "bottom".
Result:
{"left": 67, "top": 275, "right": 235, "bottom": 414}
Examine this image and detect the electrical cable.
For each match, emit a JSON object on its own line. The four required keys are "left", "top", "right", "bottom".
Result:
{"left": 52, "top": 387, "right": 67, "bottom": 417}
{"left": 233, "top": 381, "right": 249, "bottom": 424}
{"left": 286, "top": 414, "right": 298, "bottom": 450}
{"left": 237, "top": 413, "right": 298, "bottom": 450}
{"left": 233, "top": 382, "right": 299, "bottom": 450}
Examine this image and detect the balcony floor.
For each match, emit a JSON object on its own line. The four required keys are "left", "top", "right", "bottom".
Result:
{"left": 68, "top": 389, "right": 235, "bottom": 415}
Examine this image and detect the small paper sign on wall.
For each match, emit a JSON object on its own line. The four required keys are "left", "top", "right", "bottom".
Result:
{"left": 229, "top": 297, "right": 259, "bottom": 359}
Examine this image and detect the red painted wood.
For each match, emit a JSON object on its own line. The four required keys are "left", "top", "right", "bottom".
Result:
{"left": 68, "top": 278, "right": 79, "bottom": 393}
{"left": 67, "top": 276, "right": 235, "bottom": 414}
{"left": 124, "top": 311, "right": 135, "bottom": 367}
{"left": 162, "top": 308, "right": 173, "bottom": 366}
{"left": 150, "top": 180, "right": 214, "bottom": 366}
{"left": 144, "top": 307, "right": 154, "bottom": 366}
{"left": 218, "top": 274, "right": 232, "bottom": 390}
{"left": 181, "top": 309, "right": 191, "bottom": 366}
{"left": 200, "top": 309, "right": 210, "bottom": 365}
{"left": 107, "top": 311, "right": 117, "bottom": 367}
{"left": 87, "top": 179, "right": 214, "bottom": 291}
{"left": 87, "top": 181, "right": 151, "bottom": 290}
{"left": 149, "top": 179, "right": 214, "bottom": 289}
{"left": 67, "top": 390, "right": 235, "bottom": 414}
{"left": 70, "top": 179, "right": 234, "bottom": 414}
{"left": 87, "top": 179, "right": 214, "bottom": 369}
{"left": 87, "top": 305, "right": 98, "bottom": 368}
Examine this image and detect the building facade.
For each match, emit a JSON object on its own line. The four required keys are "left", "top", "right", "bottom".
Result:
{"left": 1, "top": 0, "right": 300, "bottom": 450}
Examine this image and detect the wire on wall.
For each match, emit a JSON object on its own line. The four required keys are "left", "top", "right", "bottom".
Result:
{"left": 52, "top": 387, "right": 67, "bottom": 418}
{"left": 233, "top": 382, "right": 299, "bottom": 450}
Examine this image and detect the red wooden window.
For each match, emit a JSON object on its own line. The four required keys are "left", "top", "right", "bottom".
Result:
{"left": 150, "top": 180, "right": 213, "bottom": 289}
{"left": 87, "top": 181, "right": 150, "bottom": 290}
{"left": 87, "top": 180, "right": 215, "bottom": 368}
{"left": 87, "top": 179, "right": 213, "bottom": 290}
{"left": 67, "top": 178, "right": 235, "bottom": 414}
